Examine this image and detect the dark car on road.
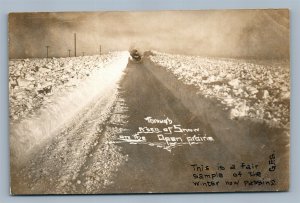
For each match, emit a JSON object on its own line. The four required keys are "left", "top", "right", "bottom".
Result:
{"left": 129, "top": 49, "right": 142, "bottom": 63}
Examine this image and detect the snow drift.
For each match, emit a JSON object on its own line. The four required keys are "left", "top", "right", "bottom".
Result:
{"left": 148, "top": 51, "right": 290, "bottom": 128}
{"left": 143, "top": 56, "right": 289, "bottom": 160}
{"left": 10, "top": 52, "right": 129, "bottom": 167}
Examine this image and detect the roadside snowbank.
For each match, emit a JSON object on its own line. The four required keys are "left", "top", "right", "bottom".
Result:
{"left": 10, "top": 52, "right": 129, "bottom": 166}
{"left": 149, "top": 51, "right": 290, "bottom": 128}
{"left": 9, "top": 53, "right": 123, "bottom": 121}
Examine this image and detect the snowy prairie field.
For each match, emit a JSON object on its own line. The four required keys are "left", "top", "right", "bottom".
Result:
{"left": 149, "top": 51, "right": 290, "bottom": 130}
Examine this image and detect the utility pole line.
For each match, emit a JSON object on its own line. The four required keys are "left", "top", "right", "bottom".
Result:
{"left": 74, "top": 33, "right": 77, "bottom": 57}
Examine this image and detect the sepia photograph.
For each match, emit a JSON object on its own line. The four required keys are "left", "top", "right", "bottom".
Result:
{"left": 9, "top": 9, "right": 290, "bottom": 194}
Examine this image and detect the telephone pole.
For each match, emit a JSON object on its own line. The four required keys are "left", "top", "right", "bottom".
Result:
{"left": 46, "top": 45, "right": 50, "bottom": 59}
{"left": 99, "top": 45, "right": 101, "bottom": 55}
{"left": 68, "top": 49, "right": 71, "bottom": 57}
{"left": 74, "top": 33, "right": 77, "bottom": 57}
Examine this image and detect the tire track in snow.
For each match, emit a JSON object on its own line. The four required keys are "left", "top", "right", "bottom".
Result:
{"left": 72, "top": 94, "right": 129, "bottom": 193}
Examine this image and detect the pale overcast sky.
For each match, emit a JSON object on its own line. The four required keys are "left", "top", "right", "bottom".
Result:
{"left": 9, "top": 10, "right": 289, "bottom": 59}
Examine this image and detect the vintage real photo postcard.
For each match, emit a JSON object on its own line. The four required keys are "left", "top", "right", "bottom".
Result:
{"left": 9, "top": 9, "right": 290, "bottom": 194}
